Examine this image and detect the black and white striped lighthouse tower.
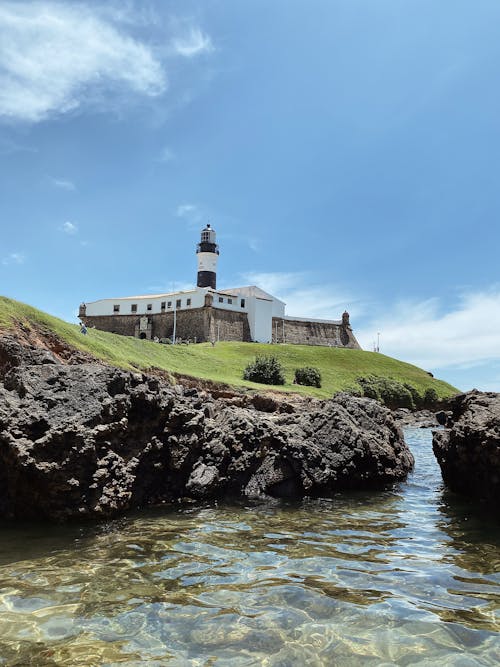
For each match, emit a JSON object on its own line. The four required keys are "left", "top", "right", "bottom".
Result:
{"left": 196, "top": 224, "right": 219, "bottom": 289}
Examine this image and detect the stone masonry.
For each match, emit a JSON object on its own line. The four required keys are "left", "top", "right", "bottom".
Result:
{"left": 82, "top": 306, "right": 252, "bottom": 343}
{"left": 272, "top": 312, "right": 361, "bottom": 349}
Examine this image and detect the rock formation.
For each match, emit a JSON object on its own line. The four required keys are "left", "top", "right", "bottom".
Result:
{"left": 0, "top": 334, "right": 414, "bottom": 521}
{"left": 433, "top": 390, "right": 500, "bottom": 503}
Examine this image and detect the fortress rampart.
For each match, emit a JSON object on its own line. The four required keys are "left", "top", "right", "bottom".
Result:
{"left": 272, "top": 316, "right": 361, "bottom": 348}
{"left": 82, "top": 306, "right": 252, "bottom": 343}
{"left": 82, "top": 305, "right": 361, "bottom": 348}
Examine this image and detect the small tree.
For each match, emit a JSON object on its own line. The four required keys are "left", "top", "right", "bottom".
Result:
{"left": 294, "top": 366, "right": 322, "bottom": 388}
{"left": 243, "top": 355, "right": 285, "bottom": 385}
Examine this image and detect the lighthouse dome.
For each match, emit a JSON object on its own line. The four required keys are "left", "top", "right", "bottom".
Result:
{"left": 201, "top": 224, "right": 216, "bottom": 244}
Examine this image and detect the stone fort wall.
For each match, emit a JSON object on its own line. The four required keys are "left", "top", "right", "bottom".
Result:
{"left": 82, "top": 307, "right": 360, "bottom": 348}
{"left": 82, "top": 307, "right": 251, "bottom": 343}
{"left": 272, "top": 317, "right": 361, "bottom": 349}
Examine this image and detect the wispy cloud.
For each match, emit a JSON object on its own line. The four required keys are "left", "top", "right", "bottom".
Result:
{"left": 176, "top": 203, "right": 204, "bottom": 229}
{"left": 60, "top": 221, "right": 78, "bottom": 235}
{"left": 0, "top": 2, "right": 168, "bottom": 123}
{"left": 247, "top": 238, "right": 261, "bottom": 253}
{"left": 176, "top": 203, "right": 199, "bottom": 217}
{"left": 158, "top": 146, "right": 175, "bottom": 162}
{"left": 2, "top": 252, "right": 25, "bottom": 266}
{"left": 50, "top": 177, "right": 76, "bottom": 191}
{"left": 146, "top": 280, "right": 195, "bottom": 293}
{"left": 172, "top": 28, "right": 213, "bottom": 58}
{"left": 0, "top": 136, "right": 37, "bottom": 154}
{"left": 356, "top": 289, "right": 500, "bottom": 371}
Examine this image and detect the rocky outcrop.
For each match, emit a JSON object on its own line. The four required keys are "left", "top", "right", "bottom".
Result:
{"left": 433, "top": 390, "right": 500, "bottom": 503}
{"left": 0, "top": 335, "right": 414, "bottom": 521}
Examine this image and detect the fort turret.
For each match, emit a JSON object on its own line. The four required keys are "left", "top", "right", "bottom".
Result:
{"left": 196, "top": 224, "right": 219, "bottom": 289}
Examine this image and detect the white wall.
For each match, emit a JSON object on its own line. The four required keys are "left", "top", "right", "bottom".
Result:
{"left": 84, "top": 289, "right": 205, "bottom": 316}
{"left": 246, "top": 296, "right": 273, "bottom": 342}
{"left": 227, "top": 286, "right": 285, "bottom": 319}
{"left": 212, "top": 292, "right": 247, "bottom": 312}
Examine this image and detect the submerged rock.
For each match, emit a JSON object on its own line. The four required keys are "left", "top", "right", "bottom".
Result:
{"left": 0, "top": 335, "right": 414, "bottom": 520}
{"left": 433, "top": 390, "right": 500, "bottom": 503}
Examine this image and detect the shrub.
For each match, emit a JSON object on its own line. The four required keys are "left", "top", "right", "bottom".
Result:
{"left": 294, "top": 366, "right": 322, "bottom": 388}
{"left": 423, "top": 387, "right": 439, "bottom": 406}
{"left": 403, "top": 382, "right": 423, "bottom": 409}
{"left": 357, "top": 375, "right": 415, "bottom": 410}
{"left": 243, "top": 355, "right": 285, "bottom": 385}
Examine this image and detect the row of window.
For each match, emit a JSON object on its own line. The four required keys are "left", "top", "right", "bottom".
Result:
{"left": 218, "top": 297, "right": 246, "bottom": 308}
{"left": 113, "top": 299, "right": 192, "bottom": 314}
{"left": 112, "top": 296, "right": 246, "bottom": 314}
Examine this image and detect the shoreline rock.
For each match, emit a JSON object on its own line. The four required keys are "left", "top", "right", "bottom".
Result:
{"left": 0, "top": 335, "right": 414, "bottom": 521}
{"left": 432, "top": 390, "right": 500, "bottom": 504}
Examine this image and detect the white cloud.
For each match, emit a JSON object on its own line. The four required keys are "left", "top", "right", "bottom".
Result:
{"left": 172, "top": 28, "right": 213, "bottom": 58}
{"left": 2, "top": 252, "right": 25, "bottom": 265}
{"left": 61, "top": 221, "right": 78, "bottom": 235}
{"left": 0, "top": 136, "right": 37, "bottom": 154}
{"left": 176, "top": 203, "right": 199, "bottom": 217}
{"left": 356, "top": 289, "right": 500, "bottom": 370}
{"left": 158, "top": 146, "right": 175, "bottom": 162}
{"left": 146, "top": 280, "right": 195, "bottom": 294}
{"left": 243, "top": 271, "right": 304, "bottom": 294}
{"left": 176, "top": 203, "right": 205, "bottom": 229}
{"left": 0, "top": 2, "right": 168, "bottom": 122}
{"left": 50, "top": 177, "right": 76, "bottom": 191}
{"left": 247, "top": 238, "right": 261, "bottom": 253}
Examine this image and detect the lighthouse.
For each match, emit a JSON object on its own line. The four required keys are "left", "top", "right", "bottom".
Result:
{"left": 196, "top": 224, "right": 219, "bottom": 289}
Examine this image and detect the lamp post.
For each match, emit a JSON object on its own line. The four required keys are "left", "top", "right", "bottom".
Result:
{"left": 377, "top": 332, "right": 380, "bottom": 353}
{"left": 173, "top": 297, "right": 177, "bottom": 345}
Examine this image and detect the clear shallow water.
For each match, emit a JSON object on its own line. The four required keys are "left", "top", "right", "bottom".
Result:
{"left": 0, "top": 428, "right": 499, "bottom": 666}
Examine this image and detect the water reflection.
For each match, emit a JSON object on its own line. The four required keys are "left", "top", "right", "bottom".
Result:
{"left": 0, "top": 428, "right": 498, "bottom": 665}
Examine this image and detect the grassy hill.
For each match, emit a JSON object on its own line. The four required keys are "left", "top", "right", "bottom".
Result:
{"left": 0, "top": 296, "right": 459, "bottom": 400}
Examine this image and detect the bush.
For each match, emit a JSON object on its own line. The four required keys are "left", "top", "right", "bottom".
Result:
{"left": 403, "top": 382, "right": 423, "bottom": 409}
{"left": 294, "top": 366, "right": 322, "bottom": 388}
{"left": 243, "top": 355, "right": 285, "bottom": 385}
{"left": 423, "top": 387, "right": 439, "bottom": 406}
{"left": 357, "top": 376, "right": 415, "bottom": 410}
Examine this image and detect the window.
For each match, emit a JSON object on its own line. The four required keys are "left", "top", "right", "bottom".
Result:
{"left": 228, "top": 298, "right": 233, "bottom": 304}
{"left": 218, "top": 297, "right": 224, "bottom": 303}
{"left": 186, "top": 298, "right": 191, "bottom": 306}
{"left": 147, "top": 304, "right": 152, "bottom": 311}
{"left": 161, "top": 301, "right": 166, "bottom": 311}
{"left": 113, "top": 304, "right": 120, "bottom": 313}
{"left": 131, "top": 304, "right": 137, "bottom": 313}
{"left": 176, "top": 299, "right": 181, "bottom": 308}
{"left": 241, "top": 298, "right": 245, "bottom": 308}
{"left": 167, "top": 301, "right": 172, "bottom": 309}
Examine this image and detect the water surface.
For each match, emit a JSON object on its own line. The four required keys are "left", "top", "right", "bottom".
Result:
{"left": 0, "top": 428, "right": 499, "bottom": 665}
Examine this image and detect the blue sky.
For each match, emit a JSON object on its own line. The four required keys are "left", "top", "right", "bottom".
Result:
{"left": 1, "top": 0, "right": 499, "bottom": 391}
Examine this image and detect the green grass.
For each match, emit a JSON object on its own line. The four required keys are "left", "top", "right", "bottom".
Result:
{"left": 0, "top": 296, "right": 459, "bottom": 399}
